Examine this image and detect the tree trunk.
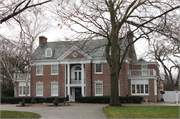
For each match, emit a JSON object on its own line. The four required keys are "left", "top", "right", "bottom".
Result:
{"left": 109, "top": 67, "right": 121, "bottom": 106}
{"left": 14, "top": 73, "right": 17, "bottom": 97}
{"left": 25, "top": 72, "right": 29, "bottom": 97}
{"left": 109, "top": 29, "right": 122, "bottom": 106}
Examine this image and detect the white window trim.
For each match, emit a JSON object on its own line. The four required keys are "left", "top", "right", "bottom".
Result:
{"left": 36, "top": 65, "right": 43, "bottom": 76}
{"left": 36, "top": 82, "right": 43, "bottom": 96}
{"left": 51, "top": 65, "right": 58, "bottom": 75}
{"left": 95, "top": 80, "right": 103, "bottom": 96}
{"left": 51, "top": 82, "right": 58, "bottom": 96}
{"left": 95, "top": 63, "right": 103, "bottom": 74}
{"left": 45, "top": 48, "right": 52, "bottom": 57}
{"left": 131, "top": 84, "right": 149, "bottom": 95}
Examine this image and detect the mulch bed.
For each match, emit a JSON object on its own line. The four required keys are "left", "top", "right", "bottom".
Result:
{"left": 16, "top": 103, "right": 71, "bottom": 107}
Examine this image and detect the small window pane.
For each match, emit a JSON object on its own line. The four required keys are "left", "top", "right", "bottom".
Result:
{"left": 137, "top": 85, "right": 140, "bottom": 93}
{"left": 23, "top": 87, "right": 26, "bottom": 94}
{"left": 132, "top": 85, "right": 135, "bottom": 94}
{"left": 141, "top": 85, "right": 144, "bottom": 93}
{"left": 23, "top": 86, "right": 29, "bottom": 95}
{"left": 19, "top": 87, "right": 22, "bottom": 95}
{"left": 52, "top": 65, "right": 58, "bottom": 74}
{"left": 79, "top": 72, "right": 81, "bottom": 80}
{"left": 96, "top": 64, "right": 102, "bottom": 73}
{"left": 145, "top": 85, "right": 149, "bottom": 93}
{"left": 75, "top": 72, "right": 77, "bottom": 80}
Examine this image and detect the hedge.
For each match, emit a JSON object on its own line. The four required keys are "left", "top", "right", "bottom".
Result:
{"left": 1, "top": 97, "right": 66, "bottom": 104}
{"left": 76, "top": 96, "right": 143, "bottom": 103}
{"left": 1, "top": 88, "right": 14, "bottom": 97}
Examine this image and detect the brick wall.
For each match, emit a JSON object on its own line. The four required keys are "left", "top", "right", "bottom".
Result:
{"left": 85, "top": 63, "right": 91, "bottom": 96}
{"left": 120, "top": 62, "right": 129, "bottom": 96}
{"left": 149, "top": 79, "right": 157, "bottom": 102}
{"left": 59, "top": 64, "right": 65, "bottom": 97}
{"left": 92, "top": 63, "right": 111, "bottom": 96}
{"left": 31, "top": 65, "right": 64, "bottom": 97}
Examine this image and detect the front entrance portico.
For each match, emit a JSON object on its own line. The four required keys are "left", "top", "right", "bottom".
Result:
{"left": 66, "top": 63, "right": 86, "bottom": 101}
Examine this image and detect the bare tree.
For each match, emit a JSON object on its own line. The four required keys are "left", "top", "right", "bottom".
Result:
{"left": 0, "top": 0, "right": 51, "bottom": 24}
{"left": 0, "top": 37, "right": 26, "bottom": 97}
{"left": 51, "top": 0, "right": 180, "bottom": 106}
{"left": 0, "top": 0, "right": 50, "bottom": 97}
{"left": 13, "top": 7, "right": 49, "bottom": 96}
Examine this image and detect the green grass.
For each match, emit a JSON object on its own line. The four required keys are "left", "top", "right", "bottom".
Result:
{"left": 1, "top": 110, "right": 41, "bottom": 118}
{"left": 103, "top": 106, "right": 179, "bottom": 118}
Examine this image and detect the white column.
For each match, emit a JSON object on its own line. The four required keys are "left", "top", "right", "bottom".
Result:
{"left": 67, "top": 64, "right": 70, "bottom": 99}
{"left": 81, "top": 63, "right": 84, "bottom": 97}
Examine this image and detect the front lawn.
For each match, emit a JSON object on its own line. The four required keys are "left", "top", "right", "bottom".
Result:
{"left": 103, "top": 106, "right": 179, "bottom": 118}
{"left": 1, "top": 110, "right": 41, "bottom": 118}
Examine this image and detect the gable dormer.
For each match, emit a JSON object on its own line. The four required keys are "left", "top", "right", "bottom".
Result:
{"left": 45, "top": 48, "right": 54, "bottom": 58}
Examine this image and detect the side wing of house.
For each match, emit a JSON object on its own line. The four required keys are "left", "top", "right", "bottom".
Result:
{"left": 128, "top": 58, "right": 160, "bottom": 102}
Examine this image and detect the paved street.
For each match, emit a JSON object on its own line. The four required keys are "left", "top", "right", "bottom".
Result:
{"left": 0, "top": 103, "right": 107, "bottom": 119}
{"left": 1, "top": 102, "right": 180, "bottom": 119}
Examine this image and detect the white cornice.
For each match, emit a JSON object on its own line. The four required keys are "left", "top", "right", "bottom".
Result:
{"left": 128, "top": 76, "right": 159, "bottom": 80}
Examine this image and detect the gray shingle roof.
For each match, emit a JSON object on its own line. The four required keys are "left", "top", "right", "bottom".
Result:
{"left": 31, "top": 39, "right": 108, "bottom": 60}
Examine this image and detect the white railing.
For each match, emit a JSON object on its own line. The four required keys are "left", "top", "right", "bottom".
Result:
{"left": 128, "top": 69, "right": 156, "bottom": 76}
{"left": 71, "top": 78, "right": 86, "bottom": 84}
{"left": 13, "top": 73, "right": 30, "bottom": 80}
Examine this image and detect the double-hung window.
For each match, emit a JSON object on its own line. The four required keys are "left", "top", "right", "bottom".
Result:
{"left": 19, "top": 86, "right": 22, "bottom": 95}
{"left": 51, "top": 83, "right": 58, "bottom": 96}
{"left": 95, "top": 64, "right": 102, "bottom": 74}
{"left": 132, "top": 84, "right": 149, "bottom": 95}
{"left": 36, "top": 65, "right": 43, "bottom": 75}
{"left": 51, "top": 65, "right": 58, "bottom": 75}
{"left": 36, "top": 84, "right": 43, "bottom": 96}
{"left": 23, "top": 86, "right": 29, "bottom": 95}
{"left": 95, "top": 83, "right": 103, "bottom": 96}
{"left": 142, "top": 65, "right": 147, "bottom": 76}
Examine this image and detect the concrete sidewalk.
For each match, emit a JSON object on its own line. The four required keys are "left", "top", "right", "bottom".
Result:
{"left": 0, "top": 103, "right": 107, "bottom": 119}
{"left": 123, "top": 102, "right": 180, "bottom": 106}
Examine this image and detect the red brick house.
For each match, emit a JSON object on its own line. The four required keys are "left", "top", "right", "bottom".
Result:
{"left": 15, "top": 35, "right": 160, "bottom": 102}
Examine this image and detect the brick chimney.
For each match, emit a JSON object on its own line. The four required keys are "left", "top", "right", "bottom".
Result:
{"left": 39, "top": 36, "right": 47, "bottom": 46}
{"left": 127, "top": 31, "right": 134, "bottom": 42}
{"left": 127, "top": 31, "right": 134, "bottom": 70}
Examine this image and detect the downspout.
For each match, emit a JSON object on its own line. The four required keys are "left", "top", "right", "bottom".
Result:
{"left": 91, "top": 62, "right": 93, "bottom": 96}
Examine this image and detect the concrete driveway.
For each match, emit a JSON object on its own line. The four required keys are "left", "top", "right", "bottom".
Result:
{"left": 0, "top": 103, "right": 107, "bottom": 119}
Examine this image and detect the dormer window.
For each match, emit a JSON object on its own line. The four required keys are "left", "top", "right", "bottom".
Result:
{"left": 45, "top": 48, "right": 52, "bottom": 57}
